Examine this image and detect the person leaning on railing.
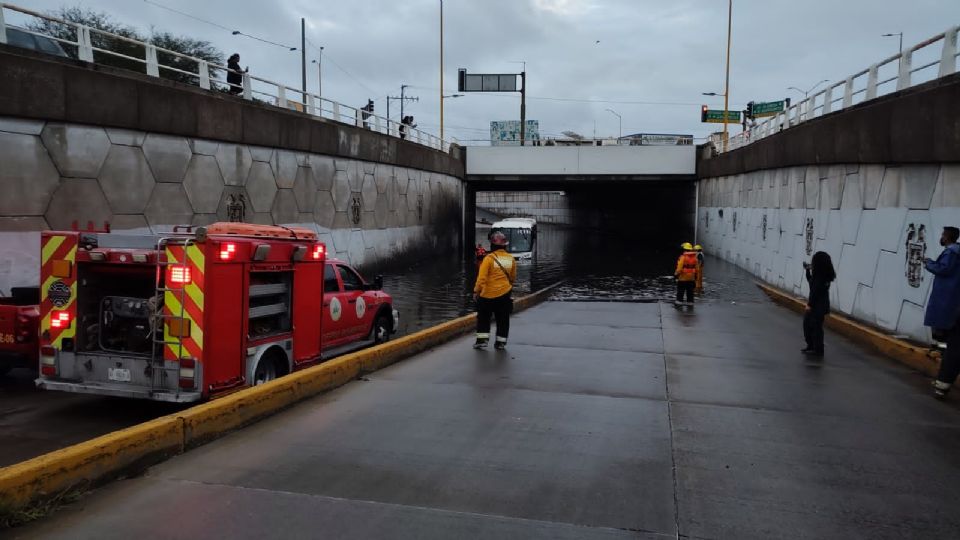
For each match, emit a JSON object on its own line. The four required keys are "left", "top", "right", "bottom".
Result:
{"left": 227, "top": 53, "right": 248, "bottom": 95}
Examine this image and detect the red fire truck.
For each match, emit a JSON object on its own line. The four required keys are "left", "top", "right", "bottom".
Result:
{"left": 35, "top": 223, "right": 398, "bottom": 402}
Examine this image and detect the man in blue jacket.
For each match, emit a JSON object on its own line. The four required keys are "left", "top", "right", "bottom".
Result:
{"left": 926, "top": 226, "right": 960, "bottom": 398}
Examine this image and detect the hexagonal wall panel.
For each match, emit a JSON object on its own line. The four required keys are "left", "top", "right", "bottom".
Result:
{"left": 250, "top": 146, "right": 274, "bottom": 162}
{"left": 0, "top": 132, "right": 60, "bottom": 216}
{"left": 183, "top": 155, "right": 226, "bottom": 214}
{"left": 311, "top": 156, "right": 335, "bottom": 191}
{"left": 189, "top": 139, "right": 218, "bottom": 156}
{"left": 374, "top": 194, "right": 389, "bottom": 229}
{"left": 292, "top": 168, "right": 317, "bottom": 213}
{"left": 216, "top": 143, "right": 253, "bottom": 186}
{"left": 145, "top": 184, "right": 195, "bottom": 227}
{"left": 375, "top": 165, "right": 392, "bottom": 193}
{"left": 142, "top": 134, "right": 192, "bottom": 183}
{"left": 105, "top": 128, "right": 146, "bottom": 147}
{"left": 347, "top": 161, "right": 363, "bottom": 191}
{"left": 41, "top": 124, "right": 110, "bottom": 178}
{"left": 45, "top": 179, "right": 112, "bottom": 231}
{"left": 313, "top": 191, "right": 336, "bottom": 229}
{"left": 0, "top": 117, "right": 44, "bottom": 135}
{"left": 246, "top": 161, "right": 278, "bottom": 213}
{"left": 361, "top": 174, "right": 378, "bottom": 208}
{"left": 272, "top": 150, "right": 299, "bottom": 188}
{"left": 271, "top": 190, "right": 299, "bottom": 225}
{"left": 111, "top": 214, "right": 149, "bottom": 231}
{"left": 98, "top": 146, "right": 156, "bottom": 214}
{"left": 331, "top": 169, "right": 352, "bottom": 212}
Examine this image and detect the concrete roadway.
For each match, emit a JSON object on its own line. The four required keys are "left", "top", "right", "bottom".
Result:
{"left": 12, "top": 292, "right": 960, "bottom": 539}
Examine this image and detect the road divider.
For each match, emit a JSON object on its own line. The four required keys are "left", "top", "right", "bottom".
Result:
{"left": 757, "top": 283, "right": 941, "bottom": 376}
{"left": 0, "top": 281, "right": 563, "bottom": 524}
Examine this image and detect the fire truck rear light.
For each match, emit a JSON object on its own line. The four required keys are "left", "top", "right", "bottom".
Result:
{"left": 41, "top": 365, "right": 57, "bottom": 376}
{"left": 312, "top": 244, "right": 324, "bottom": 260}
{"left": 219, "top": 242, "right": 237, "bottom": 261}
{"left": 50, "top": 311, "right": 71, "bottom": 329}
{"left": 41, "top": 346, "right": 56, "bottom": 358}
{"left": 88, "top": 251, "right": 106, "bottom": 261}
{"left": 179, "top": 358, "right": 196, "bottom": 389}
{"left": 41, "top": 345, "right": 56, "bottom": 375}
{"left": 167, "top": 265, "right": 192, "bottom": 285}
{"left": 132, "top": 253, "right": 148, "bottom": 263}
{"left": 52, "top": 259, "right": 73, "bottom": 277}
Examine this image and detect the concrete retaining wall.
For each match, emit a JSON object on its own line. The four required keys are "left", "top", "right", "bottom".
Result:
{"left": 0, "top": 116, "right": 462, "bottom": 292}
{"left": 697, "top": 163, "right": 960, "bottom": 343}
{"left": 476, "top": 191, "right": 572, "bottom": 224}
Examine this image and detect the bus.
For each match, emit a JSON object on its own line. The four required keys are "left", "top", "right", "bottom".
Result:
{"left": 489, "top": 218, "right": 537, "bottom": 261}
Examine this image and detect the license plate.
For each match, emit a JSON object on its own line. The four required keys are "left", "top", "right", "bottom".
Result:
{"left": 108, "top": 367, "right": 131, "bottom": 382}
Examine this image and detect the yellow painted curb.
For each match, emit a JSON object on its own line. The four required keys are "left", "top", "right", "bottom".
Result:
{"left": 757, "top": 283, "right": 941, "bottom": 376}
{"left": 0, "top": 282, "right": 562, "bottom": 519}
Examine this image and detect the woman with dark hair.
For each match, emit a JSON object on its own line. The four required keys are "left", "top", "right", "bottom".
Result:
{"left": 227, "top": 53, "right": 247, "bottom": 95}
{"left": 802, "top": 251, "right": 836, "bottom": 357}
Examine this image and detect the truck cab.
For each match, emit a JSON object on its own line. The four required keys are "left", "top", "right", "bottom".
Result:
{"left": 321, "top": 259, "right": 398, "bottom": 358}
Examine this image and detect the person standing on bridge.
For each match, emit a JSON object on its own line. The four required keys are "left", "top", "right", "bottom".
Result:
{"left": 674, "top": 243, "right": 700, "bottom": 306}
{"left": 226, "top": 53, "right": 247, "bottom": 95}
{"left": 801, "top": 251, "right": 836, "bottom": 358}
{"left": 925, "top": 226, "right": 960, "bottom": 398}
{"left": 473, "top": 231, "right": 516, "bottom": 350}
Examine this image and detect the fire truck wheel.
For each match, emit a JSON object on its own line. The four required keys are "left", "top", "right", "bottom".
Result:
{"left": 373, "top": 313, "right": 391, "bottom": 344}
{"left": 0, "top": 365, "right": 11, "bottom": 377}
{"left": 253, "top": 354, "right": 280, "bottom": 385}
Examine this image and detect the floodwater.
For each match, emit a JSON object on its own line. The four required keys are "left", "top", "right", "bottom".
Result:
{"left": 0, "top": 222, "right": 759, "bottom": 467}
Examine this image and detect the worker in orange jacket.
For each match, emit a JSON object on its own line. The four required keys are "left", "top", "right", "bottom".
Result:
{"left": 675, "top": 242, "right": 701, "bottom": 306}
{"left": 473, "top": 231, "right": 517, "bottom": 350}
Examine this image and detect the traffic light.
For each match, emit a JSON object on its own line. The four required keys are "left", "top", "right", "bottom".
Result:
{"left": 745, "top": 101, "right": 754, "bottom": 120}
{"left": 701, "top": 105, "right": 708, "bottom": 123}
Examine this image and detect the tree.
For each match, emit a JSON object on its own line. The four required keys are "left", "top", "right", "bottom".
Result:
{"left": 27, "top": 7, "right": 223, "bottom": 86}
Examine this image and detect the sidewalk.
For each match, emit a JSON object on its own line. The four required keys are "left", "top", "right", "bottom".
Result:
{"left": 13, "top": 295, "right": 960, "bottom": 539}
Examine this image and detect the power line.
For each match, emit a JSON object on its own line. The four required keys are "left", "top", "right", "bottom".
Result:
{"left": 406, "top": 85, "right": 736, "bottom": 107}
{"left": 142, "top": 0, "right": 297, "bottom": 50}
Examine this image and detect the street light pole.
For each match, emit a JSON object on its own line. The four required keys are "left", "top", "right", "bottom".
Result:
{"left": 439, "top": 0, "right": 444, "bottom": 141}
{"left": 300, "top": 18, "right": 307, "bottom": 104}
{"left": 722, "top": 0, "right": 733, "bottom": 152}
{"left": 605, "top": 108, "right": 622, "bottom": 141}
{"left": 883, "top": 32, "right": 903, "bottom": 70}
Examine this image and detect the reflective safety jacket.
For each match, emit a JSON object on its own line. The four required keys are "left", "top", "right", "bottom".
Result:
{"left": 675, "top": 251, "right": 701, "bottom": 282}
{"left": 475, "top": 249, "right": 517, "bottom": 299}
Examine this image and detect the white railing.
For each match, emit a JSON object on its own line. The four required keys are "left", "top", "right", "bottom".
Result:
{"left": 723, "top": 25, "right": 959, "bottom": 153}
{"left": 0, "top": 2, "right": 451, "bottom": 152}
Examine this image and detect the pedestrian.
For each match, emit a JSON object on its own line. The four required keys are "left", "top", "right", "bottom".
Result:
{"left": 226, "top": 53, "right": 247, "bottom": 95}
{"left": 474, "top": 243, "right": 487, "bottom": 267}
{"left": 674, "top": 242, "right": 700, "bottom": 306}
{"left": 694, "top": 244, "right": 705, "bottom": 294}
{"left": 925, "top": 226, "right": 960, "bottom": 398}
{"left": 399, "top": 115, "right": 417, "bottom": 140}
{"left": 473, "top": 231, "right": 516, "bottom": 350}
{"left": 801, "top": 251, "right": 836, "bottom": 357}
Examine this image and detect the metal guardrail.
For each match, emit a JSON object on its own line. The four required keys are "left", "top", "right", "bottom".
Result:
{"left": 721, "top": 25, "right": 959, "bottom": 153}
{"left": 0, "top": 2, "right": 452, "bottom": 152}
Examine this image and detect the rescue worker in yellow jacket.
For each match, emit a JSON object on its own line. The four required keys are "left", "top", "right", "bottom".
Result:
{"left": 473, "top": 231, "right": 517, "bottom": 350}
{"left": 675, "top": 242, "right": 702, "bottom": 306}
{"left": 694, "top": 244, "right": 704, "bottom": 294}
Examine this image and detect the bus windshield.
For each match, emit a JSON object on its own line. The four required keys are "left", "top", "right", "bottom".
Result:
{"left": 493, "top": 228, "right": 533, "bottom": 253}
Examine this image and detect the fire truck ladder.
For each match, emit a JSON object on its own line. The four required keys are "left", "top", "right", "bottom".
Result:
{"left": 151, "top": 235, "right": 195, "bottom": 398}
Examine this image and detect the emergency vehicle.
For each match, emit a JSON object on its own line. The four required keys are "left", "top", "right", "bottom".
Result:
{"left": 35, "top": 223, "right": 398, "bottom": 402}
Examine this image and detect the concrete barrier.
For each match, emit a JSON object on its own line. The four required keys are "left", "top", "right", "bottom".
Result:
{"left": 0, "top": 282, "right": 562, "bottom": 522}
{"left": 757, "top": 283, "right": 942, "bottom": 376}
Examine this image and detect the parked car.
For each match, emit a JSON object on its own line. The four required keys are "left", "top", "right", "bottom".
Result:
{"left": 0, "top": 287, "right": 40, "bottom": 376}
{"left": 3, "top": 26, "right": 69, "bottom": 58}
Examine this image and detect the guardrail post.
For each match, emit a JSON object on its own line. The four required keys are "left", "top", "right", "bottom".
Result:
{"left": 0, "top": 7, "right": 7, "bottom": 44}
{"left": 78, "top": 26, "right": 94, "bottom": 62}
{"left": 306, "top": 94, "right": 316, "bottom": 116}
{"left": 242, "top": 73, "right": 252, "bottom": 100}
{"left": 822, "top": 86, "right": 833, "bottom": 114}
{"left": 842, "top": 77, "right": 854, "bottom": 108}
{"left": 277, "top": 86, "right": 287, "bottom": 109}
{"left": 896, "top": 50, "right": 912, "bottom": 91}
{"left": 145, "top": 45, "right": 159, "bottom": 77}
{"left": 865, "top": 63, "right": 879, "bottom": 100}
{"left": 374, "top": 116, "right": 382, "bottom": 133}
{"left": 198, "top": 60, "right": 210, "bottom": 90}
{"left": 940, "top": 26, "right": 958, "bottom": 77}
{"left": 332, "top": 102, "right": 340, "bottom": 122}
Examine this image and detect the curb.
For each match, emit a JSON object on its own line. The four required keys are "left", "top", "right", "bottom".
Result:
{"left": 0, "top": 282, "right": 563, "bottom": 520}
{"left": 756, "top": 283, "right": 941, "bottom": 376}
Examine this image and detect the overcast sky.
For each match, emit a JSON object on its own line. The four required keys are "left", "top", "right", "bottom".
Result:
{"left": 13, "top": 0, "right": 960, "bottom": 144}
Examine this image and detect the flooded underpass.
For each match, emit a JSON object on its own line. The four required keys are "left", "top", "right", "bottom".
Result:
{"left": 0, "top": 223, "right": 759, "bottom": 467}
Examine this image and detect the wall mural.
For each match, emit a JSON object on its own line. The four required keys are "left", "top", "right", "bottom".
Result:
{"left": 805, "top": 217, "right": 814, "bottom": 255}
{"left": 761, "top": 214, "right": 767, "bottom": 241}
{"left": 905, "top": 223, "right": 927, "bottom": 288}
{"left": 351, "top": 196, "right": 363, "bottom": 225}
{"left": 732, "top": 211, "right": 738, "bottom": 232}
{"left": 227, "top": 194, "right": 246, "bottom": 222}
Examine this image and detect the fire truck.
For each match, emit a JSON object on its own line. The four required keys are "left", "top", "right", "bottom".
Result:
{"left": 35, "top": 223, "right": 398, "bottom": 402}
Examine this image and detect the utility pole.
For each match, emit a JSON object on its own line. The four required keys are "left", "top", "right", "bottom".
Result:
{"left": 300, "top": 18, "right": 307, "bottom": 104}
{"left": 387, "top": 85, "right": 419, "bottom": 134}
{"left": 722, "top": 0, "right": 732, "bottom": 152}
{"left": 519, "top": 70, "right": 526, "bottom": 146}
{"left": 439, "top": 0, "right": 444, "bottom": 141}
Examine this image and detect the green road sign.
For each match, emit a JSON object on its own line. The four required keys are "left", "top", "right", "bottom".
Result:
{"left": 702, "top": 109, "right": 741, "bottom": 123}
{"left": 752, "top": 100, "right": 786, "bottom": 117}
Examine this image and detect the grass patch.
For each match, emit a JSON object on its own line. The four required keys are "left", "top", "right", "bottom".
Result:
{"left": 0, "top": 482, "right": 87, "bottom": 530}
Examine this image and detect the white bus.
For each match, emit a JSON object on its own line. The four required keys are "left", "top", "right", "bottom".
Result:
{"left": 489, "top": 218, "right": 537, "bottom": 261}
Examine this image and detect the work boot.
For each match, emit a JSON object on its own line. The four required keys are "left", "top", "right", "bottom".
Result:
{"left": 933, "top": 380, "right": 951, "bottom": 399}
{"left": 473, "top": 338, "right": 488, "bottom": 350}
{"left": 494, "top": 339, "right": 507, "bottom": 350}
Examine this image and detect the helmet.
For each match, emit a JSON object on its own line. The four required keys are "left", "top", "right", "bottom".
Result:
{"left": 490, "top": 231, "right": 509, "bottom": 247}
{"left": 694, "top": 244, "right": 703, "bottom": 251}
{"left": 681, "top": 242, "right": 694, "bottom": 250}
